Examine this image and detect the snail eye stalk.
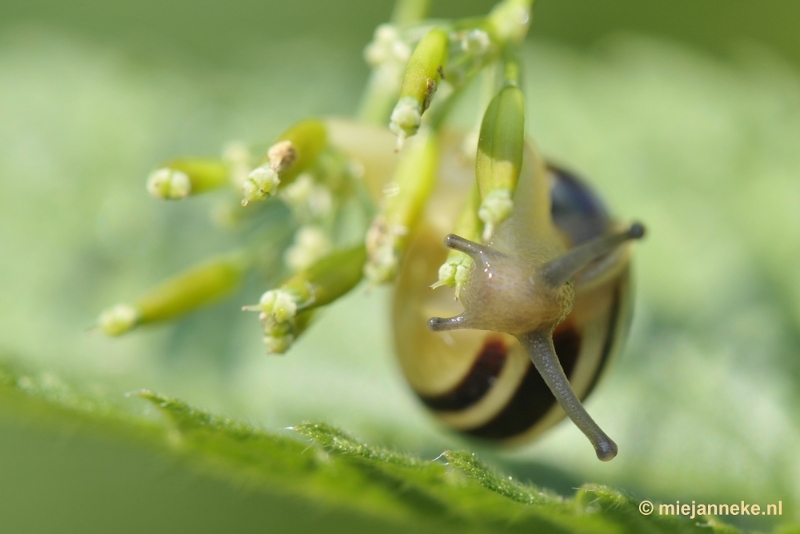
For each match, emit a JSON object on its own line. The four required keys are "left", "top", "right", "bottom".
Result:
{"left": 542, "top": 223, "right": 645, "bottom": 288}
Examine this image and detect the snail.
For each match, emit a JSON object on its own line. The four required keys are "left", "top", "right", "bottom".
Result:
{"left": 384, "top": 130, "right": 644, "bottom": 461}
{"left": 100, "top": 118, "right": 642, "bottom": 462}
{"left": 95, "top": 1, "right": 643, "bottom": 463}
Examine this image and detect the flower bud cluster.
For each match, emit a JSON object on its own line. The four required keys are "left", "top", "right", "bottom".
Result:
{"left": 247, "top": 288, "right": 310, "bottom": 354}
{"left": 100, "top": 0, "right": 537, "bottom": 358}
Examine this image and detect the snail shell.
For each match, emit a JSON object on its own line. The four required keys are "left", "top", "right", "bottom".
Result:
{"left": 392, "top": 132, "right": 633, "bottom": 446}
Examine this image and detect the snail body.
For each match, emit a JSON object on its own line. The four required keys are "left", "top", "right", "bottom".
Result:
{"left": 389, "top": 130, "right": 640, "bottom": 459}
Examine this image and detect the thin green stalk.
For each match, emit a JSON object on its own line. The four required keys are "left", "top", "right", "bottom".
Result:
{"left": 391, "top": 0, "right": 431, "bottom": 25}
{"left": 502, "top": 47, "right": 522, "bottom": 87}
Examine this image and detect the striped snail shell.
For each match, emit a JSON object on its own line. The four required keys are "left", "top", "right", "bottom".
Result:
{"left": 392, "top": 132, "right": 642, "bottom": 461}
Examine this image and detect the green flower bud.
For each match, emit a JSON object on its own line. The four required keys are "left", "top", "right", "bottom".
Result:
{"left": 431, "top": 255, "right": 473, "bottom": 299}
{"left": 288, "top": 245, "right": 366, "bottom": 308}
{"left": 245, "top": 246, "right": 366, "bottom": 353}
{"left": 268, "top": 119, "right": 328, "bottom": 185}
{"left": 260, "top": 311, "right": 314, "bottom": 355}
{"left": 256, "top": 289, "right": 301, "bottom": 323}
{"left": 138, "top": 255, "right": 246, "bottom": 323}
{"left": 147, "top": 168, "right": 190, "bottom": 200}
{"left": 390, "top": 28, "right": 448, "bottom": 147}
{"left": 263, "top": 329, "right": 294, "bottom": 354}
{"left": 97, "top": 254, "right": 247, "bottom": 336}
{"left": 97, "top": 304, "right": 140, "bottom": 336}
{"left": 475, "top": 84, "right": 525, "bottom": 240}
{"left": 389, "top": 97, "right": 422, "bottom": 149}
{"left": 147, "top": 159, "right": 229, "bottom": 200}
{"left": 431, "top": 184, "right": 480, "bottom": 297}
{"left": 241, "top": 166, "right": 280, "bottom": 205}
{"left": 241, "top": 120, "right": 328, "bottom": 205}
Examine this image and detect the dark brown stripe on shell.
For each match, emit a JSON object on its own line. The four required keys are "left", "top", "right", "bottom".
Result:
{"left": 418, "top": 337, "right": 508, "bottom": 412}
{"left": 464, "top": 324, "right": 582, "bottom": 440}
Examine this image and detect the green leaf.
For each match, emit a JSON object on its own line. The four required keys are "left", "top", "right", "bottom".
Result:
{"left": 0, "top": 362, "right": 752, "bottom": 533}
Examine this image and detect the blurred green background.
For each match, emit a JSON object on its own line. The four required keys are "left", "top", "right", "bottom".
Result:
{"left": 1, "top": 1, "right": 800, "bottom": 532}
{"left": 5, "top": 0, "right": 800, "bottom": 69}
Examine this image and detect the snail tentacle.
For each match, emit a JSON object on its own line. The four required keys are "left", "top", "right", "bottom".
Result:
{"left": 427, "top": 313, "right": 472, "bottom": 332}
{"left": 517, "top": 329, "right": 618, "bottom": 461}
{"left": 443, "top": 233, "right": 504, "bottom": 265}
{"left": 542, "top": 223, "right": 645, "bottom": 288}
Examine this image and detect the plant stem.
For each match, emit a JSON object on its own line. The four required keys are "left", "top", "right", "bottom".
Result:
{"left": 503, "top": 47, "right": 522, "bottom": 87}
{"left": 391, "top": 0, "right": 431, "bottom": 25}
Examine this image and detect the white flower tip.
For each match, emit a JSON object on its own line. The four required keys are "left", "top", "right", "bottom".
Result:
{"left": 98, "top": 303, "right": 139, "bottom": 336}
{"left": 257, "top": 289, "right": 298, "bottom": 323}
{"left": 364, "top": 42, "right": 388, "bottom": 68}
{"left": 262, "top": 319, "right": 295, "bottom": 354}
{"left": 280, "top": 173, "right": 314, "bottom": 205}
{"left": 280, "top": 174, "right": 333, "bottom": 220}
{"left": 431, "top": 256, "right": 472, "bottom": 295}
{"left": 375, "top": 24, "right": 399, "bottom": 44}
{"left": 258, "top": 289, "right": 279, "bottom": 310}
{"left": 273, "top": 292, "right": 298, "bottom": 323}
{"left": 284, "top": 226, "right": 332, "bottom": 272}
{"left": 365, "top": 24, "right": 410, "bottom": 68}
{"left": 364, "top": 218, "right": 402, "bottom": 285}
{"left": 364, "top": 245, "right": 399, "bottom": 285}
{"left": 263, "top": 333, "right": 294, "bottom": 354}
{"left": 481, "top": 222, "right": 495, "bottom": 243}
{"left": 461, "top": 29, "right": 491, "bottom": 55}
{"left": 389, "top": 97, "right": 422, "bottom": 143}
{"left": 364, "top": 261, "right": 396, "bottom": 287}
{"left": 147, "top": 168, "right": 191, "bottom": 200}
{"left": 478, "top": 189, "right": 514, "bottom": 237}
{"left": 391, "top": 41, "right": 411, "bottom": 64}
{"left": 242, "top": 166, "right": 280, "bottom": 204}
{"left": 431, "top": 263, "right": 456, "bottom": 290}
